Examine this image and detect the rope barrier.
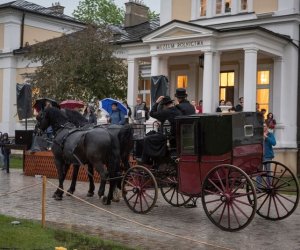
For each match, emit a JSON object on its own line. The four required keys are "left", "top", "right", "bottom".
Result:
{"left": 46, "top": 180, "right": 232, "bottom": 250}
{"left": 0, "top": 182, "right": 42, "bottom": 198}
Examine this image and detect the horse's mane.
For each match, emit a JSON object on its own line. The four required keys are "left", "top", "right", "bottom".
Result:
{"left": 43, "top": 107, "right": 69, "bottom": 131}
{"left": 63, "top": 109, "right": 88, "bottom": 127}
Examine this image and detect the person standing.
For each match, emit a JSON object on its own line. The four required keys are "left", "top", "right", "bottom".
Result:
{"left": 83, "top": 105, "right": 97, "bottom": 125}
{"left": 109, "top": 102, "right": 125, "bottom": 125}
{"left": 257, "top": 123, "right": 276, "bottom": 188}
{"left": 235, "top": 97, "right": 243, "bottom": 112}
{"left": 134, "top": 97, "right": 148, "bottom": 123}
{"left": 1, "top": 133, "right": 11, "bottom": 173}
{"left": 174, "top": 88, "right": 195, "bottom": 115}
{"left": 265, "top": 112, "right": 276, "bottom": 130}
{"left": 123, "top": 101, "right": 132, "bottom": 124}
{"left": 196, "top": 100, "right": 203, "bottom": 114}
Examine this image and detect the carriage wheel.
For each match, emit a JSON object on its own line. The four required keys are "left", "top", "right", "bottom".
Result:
{"left": 201, "top": 164, "right": 257, "bottom": 232}
{"left": 247, "top": 161, "right": 299, "bottom": 220}
{"left": 122, "top": 165, "right": 158, "bottom": 214}
{"left": 160, "top": 175, "right": 192, "bottom": 207}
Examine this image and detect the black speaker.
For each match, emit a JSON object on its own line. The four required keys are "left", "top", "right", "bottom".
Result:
{"left": 15, "top": 130, "right": 34, "bottom": 149}
{"left": 16, "top": 84, "right": 33, "bottom": 120}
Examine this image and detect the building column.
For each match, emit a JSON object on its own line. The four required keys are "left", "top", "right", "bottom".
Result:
{"left": 127, "top": 58, "right": 139, "bottom": 108}
{"left": 151, "top": 55, "right": 160, "bottom": 76}
{"left": 202, "top": 51, "right": 213, "bottom": 113}
{"left": 243, "top": 48, "right": 258, "bottom": 112}
{"left": 2, "top": 59, "right": 17, "bottom": 135}
{"left": 188, "top": 63, "right": 198, "bottom": 102}
{"left": 212, "top": 52, "right": 221, "bottom": 111}
{"left": 160, "top": 56, "right": 169, "bottom": 77}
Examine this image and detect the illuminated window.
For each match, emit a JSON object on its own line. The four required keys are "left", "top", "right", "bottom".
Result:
{"left": 177, "top": 75, "right": 188, "bottom": 88}
{"left": 138, "top": 79, "right": 151, "bottom": 107}
{"left": 241, "top": 0, "right": 247, "bottom": 11}
{"left": 256, "top": 70, "right": 271, "bottom": 115}
{"left": 257, "top": 71, "right": 270, "bottom": 85}
{"left": 216, "top": 0, "right": 231, "bottom": 14}
{"left": 200, "top": 0, "right": 207, "bottom": 16}
{"left": 219, "top": 72, "right": 234, "bottom": 103}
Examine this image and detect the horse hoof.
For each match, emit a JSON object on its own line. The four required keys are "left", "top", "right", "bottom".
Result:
{"left": 66, "top": 190, "right": 73, "bottom": 196}
{"left": 102, "top": 196, "right": 111, "bottom": 205}
{"left": 53, "top": 194, "right": 63, "bottom": 201}
{"left": 87, "top": 192, "right": 94, "bottom": 197}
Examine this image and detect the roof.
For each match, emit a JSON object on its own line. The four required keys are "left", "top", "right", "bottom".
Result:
{"left": 114, "top": 17, "right": 160, "bottom": 45}
{"left": 0, "top": 0, "right": 84, "bottom": 24}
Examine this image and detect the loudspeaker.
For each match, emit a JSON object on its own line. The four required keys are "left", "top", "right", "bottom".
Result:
{"left": 16, "top": 84, "right": 33, "bottom": 120}
{"left": 15, "top": 130, "right": 34, "bottom": 149}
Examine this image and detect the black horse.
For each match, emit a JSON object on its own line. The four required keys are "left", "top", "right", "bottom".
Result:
{"left": 37, "top": 106, "right": 132, "bottom": 205}
{"left": 62, "top": 109, "right": 133, "bottom": 198}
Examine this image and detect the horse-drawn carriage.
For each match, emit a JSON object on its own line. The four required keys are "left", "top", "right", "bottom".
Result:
{"left": 121, "top": 112, "right": 299, "bottom": 231}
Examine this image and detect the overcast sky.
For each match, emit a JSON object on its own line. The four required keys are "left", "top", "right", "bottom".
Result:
{"left": 0, "top": 0, "right": 161, "bottom": 16}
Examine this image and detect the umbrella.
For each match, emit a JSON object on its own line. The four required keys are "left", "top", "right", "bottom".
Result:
{"left": 33, "top": 98, "right": 59, "bottom": 112}
{"left": 99, "top": 98, "right": 127, "bottom": 115}
{"left": 60, "top": 100, "right": 85, "bottom": 110}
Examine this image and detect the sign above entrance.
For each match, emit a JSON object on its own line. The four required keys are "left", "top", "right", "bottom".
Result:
{"left": 156, "top": 40, "right": 204, "bottom": 50}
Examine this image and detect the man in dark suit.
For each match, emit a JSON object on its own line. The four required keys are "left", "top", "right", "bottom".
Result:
{"left": 174, "top": 88, "right": 195, "bottom": 115}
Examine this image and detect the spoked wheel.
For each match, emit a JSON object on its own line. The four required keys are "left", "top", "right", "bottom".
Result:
{"left": 247, "top": 161, "right": 299, "bottom": 220}
{"left": 202, "top": 164, "right": 257, "bottom": 232}
{"left": 122, "top": 165, "right": 158, "bottom": 214}
{"left": 160, "top": 175, "right": 192, "bottom": 207}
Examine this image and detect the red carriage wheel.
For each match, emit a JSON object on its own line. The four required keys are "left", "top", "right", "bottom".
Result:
{"left": 160, "top": 175, "right": 192, "bottom": 207}
{"left": 122, "top": 165, "right": 158, "bottom": 214}
{"left": 201, "top": 164, "right": 257, "bottom": 232}
{"left": 247, "top": 161, "right": 299, "bottom": 220}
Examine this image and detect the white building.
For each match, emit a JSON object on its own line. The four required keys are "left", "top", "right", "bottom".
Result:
{"left": 117, "top": 0, "right": 300, "bottom": 174}
{"left": 0, "top": 1, "right": 85, "bottom": 133}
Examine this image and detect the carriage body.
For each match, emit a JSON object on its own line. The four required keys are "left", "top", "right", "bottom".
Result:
{"left": 176, "top": 112, "right": 263, "bottom": 196}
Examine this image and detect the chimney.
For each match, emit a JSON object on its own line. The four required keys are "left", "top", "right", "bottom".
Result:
{"left": 124, "top": 0, "right": 149, "bottom": 27}
{"left": 48, "top": 2, "right": 65, "bottom": 14}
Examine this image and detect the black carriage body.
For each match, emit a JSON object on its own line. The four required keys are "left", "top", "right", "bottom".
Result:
{"left": 176, "top": 112, "right": 264, "bottom": 196}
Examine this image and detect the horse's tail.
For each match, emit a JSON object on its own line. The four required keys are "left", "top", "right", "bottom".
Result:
{"left": 118, "top": 124, "right": 134, "bottom": 166}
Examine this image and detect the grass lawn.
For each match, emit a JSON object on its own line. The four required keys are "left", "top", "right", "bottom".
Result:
{"left": 10, "top": 154, "right": 23, "bottom": 169}
{"left": 0, "top": 214, "right": 134, "bottom": 250}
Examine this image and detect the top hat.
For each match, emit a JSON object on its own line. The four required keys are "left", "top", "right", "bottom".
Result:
{"left": 160, "top": 96, "right": 173, "bottom": 106}
{"left": 175, "top": 88, "right": 187, "bottom": 98}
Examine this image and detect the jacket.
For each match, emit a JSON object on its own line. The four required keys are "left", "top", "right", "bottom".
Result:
{"left": 176, "top": 100, "right": 195, "bottom": 115}
{"left": 264, "top": 132, "right": 276, "bottom": 159}
{"left": 110, "top": 109, "right": 125, "bottom": 125}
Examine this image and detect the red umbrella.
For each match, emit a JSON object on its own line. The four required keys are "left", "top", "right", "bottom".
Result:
{"left": 60, "top": 100, "right": 85, "bottom": 110}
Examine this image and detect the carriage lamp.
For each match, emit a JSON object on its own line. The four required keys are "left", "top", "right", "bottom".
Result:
{"left": 163, "top": 120, "right": 172, "bottom": 148}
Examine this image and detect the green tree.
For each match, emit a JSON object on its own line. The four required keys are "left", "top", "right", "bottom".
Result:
{"left": 73, "top": 0, "right": 125, "bottom": 25}
{"left": 24, "top": 25, "right": 127, "bottom": 102}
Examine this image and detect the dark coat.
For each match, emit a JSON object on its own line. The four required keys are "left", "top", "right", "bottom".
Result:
{"left": 176, "top": 100, "right": 195, "bottom": 115}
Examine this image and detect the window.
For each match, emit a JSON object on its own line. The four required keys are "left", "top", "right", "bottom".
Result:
{"left": 138, "top": 79, "right": 151, "bottom": 107}
{"left": 241, "top": 0, "right": 247, "bottom": 11}
{"left": 177, "top": 75, "right": 188, "bottom": 88}
{"left": 256, "top": 70, "right": 271, "bottom": 116}
{"left": 180, "top": 123, "right": 195, "bottom": 154}
{"left": 216, "top": 0, "right": 231, "bottom": 15}
{"left": 219, "top": 71, "right": 234, "bottom": 104}
{"left": 200, "top": 0, "right": 207, "bottom": 16}
{"left": 216, "top": 0, "right": 222, "bottom": 14}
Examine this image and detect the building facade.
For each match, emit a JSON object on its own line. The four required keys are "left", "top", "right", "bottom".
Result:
{"left": 117, "top": 0, "right": 300, "bottom": 174}
{"left": 0, "top": 1, "right": 85, "bottom": 134}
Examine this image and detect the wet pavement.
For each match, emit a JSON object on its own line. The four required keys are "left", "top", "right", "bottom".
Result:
{"left": 0, "top": 169, "right": 300, "bottom": 250}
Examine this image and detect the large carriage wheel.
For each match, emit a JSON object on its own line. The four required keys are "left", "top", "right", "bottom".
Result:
{"left": 201, "top": 164, "right": 257, "bottom": 232}
{"left": 247, "top": 161, "right": 299, "bottom": 220}
{"left": 122, "top": 165, "right": 158, "bottom": 214}
{"left": 160, "top": 175, "right": 192, "bottom": 207}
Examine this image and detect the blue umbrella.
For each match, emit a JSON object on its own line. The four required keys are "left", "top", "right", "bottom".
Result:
{"left": 99, "top": 98, "right": 128, "bottom": 115}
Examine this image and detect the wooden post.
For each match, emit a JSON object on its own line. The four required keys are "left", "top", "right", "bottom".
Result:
{"left": 42, "top": 176, "right": 46, "bottom": 228}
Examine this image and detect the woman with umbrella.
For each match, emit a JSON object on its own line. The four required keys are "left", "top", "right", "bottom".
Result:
{"left": 108, "top": 102, "right": 125, "bottom": 125}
